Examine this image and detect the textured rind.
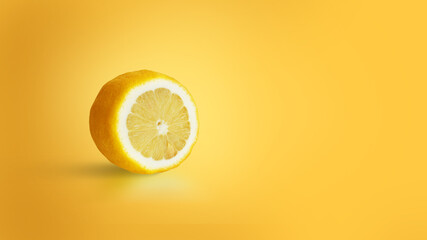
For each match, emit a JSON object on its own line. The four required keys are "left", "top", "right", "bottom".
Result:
{"left": 89, "top": 70, "right": 198, "bottom": 174}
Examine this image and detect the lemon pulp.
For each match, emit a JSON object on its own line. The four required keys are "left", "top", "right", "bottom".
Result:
{"left": 126, "top": 88, "right": 191, "bottom": 160}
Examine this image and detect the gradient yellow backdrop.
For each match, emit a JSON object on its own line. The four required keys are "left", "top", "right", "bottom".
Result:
{"left": 1, "top": 0, "right": 426, "bottom": 239}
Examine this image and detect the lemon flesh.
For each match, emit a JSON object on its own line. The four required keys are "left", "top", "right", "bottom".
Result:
{"left": 127, "top": 88, "right": 191, "bottom": 160}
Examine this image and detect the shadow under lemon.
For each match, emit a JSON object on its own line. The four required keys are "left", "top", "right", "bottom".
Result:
{"left": 66, "top": 161, "right": 194, "bottom": 201}
{"left": 69, "top": 162, "right": 145, "bottom": 178}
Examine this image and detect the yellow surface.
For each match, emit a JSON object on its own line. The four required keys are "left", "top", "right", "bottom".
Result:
{"left": 1, "top": 0, "right": 426, "bottom": 239}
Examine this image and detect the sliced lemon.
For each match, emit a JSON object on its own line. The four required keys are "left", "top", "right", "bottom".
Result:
{"left": 90, "top": 70, "right": 198, "bottom": 174}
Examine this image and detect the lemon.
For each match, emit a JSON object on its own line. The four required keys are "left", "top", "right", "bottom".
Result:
{"left": 90, "top": 70, "right": 198, "bottom": 174}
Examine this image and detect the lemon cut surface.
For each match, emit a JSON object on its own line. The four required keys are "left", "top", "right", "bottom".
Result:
{"left": 127, "top": 88, "right": 190, "bottom": 160}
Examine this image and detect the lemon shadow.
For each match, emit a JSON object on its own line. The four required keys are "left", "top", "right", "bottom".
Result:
{"left": 68, "top": 162, "right": 156, "bottom": 179}
{"left": 64, "top": 161, "right": 193, "bottom": 200}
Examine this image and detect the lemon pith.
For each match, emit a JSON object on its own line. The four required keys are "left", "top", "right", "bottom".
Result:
{"left": 89, "top": 70, "right": 198, "bottom": 174}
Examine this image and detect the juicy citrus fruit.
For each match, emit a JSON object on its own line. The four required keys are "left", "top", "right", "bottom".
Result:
{"left": 90, "top": 70, "right": 198, "bottom": 174}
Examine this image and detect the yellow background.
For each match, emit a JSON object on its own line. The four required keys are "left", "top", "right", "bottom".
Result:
{"left": 1, "top": 0, "right": 426, "bottom": 239}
